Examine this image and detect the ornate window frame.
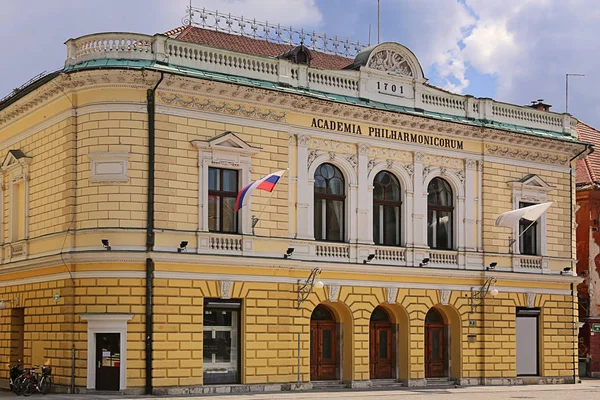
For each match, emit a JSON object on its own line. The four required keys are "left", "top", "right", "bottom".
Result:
{"left": 1, "top": 150, "right": 32, "bottom": 259}
{"left": 510, "top": 174, "right": 554, "bottom": 255}
{"left": 191, "top": 132, "right": 261, "bottom": 236}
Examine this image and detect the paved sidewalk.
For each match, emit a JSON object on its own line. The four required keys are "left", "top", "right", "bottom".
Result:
{"left": 1, "top": 380, "right": 599, "bottom": 399}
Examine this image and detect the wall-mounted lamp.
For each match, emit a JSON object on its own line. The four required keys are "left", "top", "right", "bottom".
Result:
{"left": 101, "top": 239, "right": 111, "bottom": 251}
{"left": 0, "top": 296, "right": 19, "bottom": 310}
{"left": 363, "top": 254, "right": 375, "bottom": 264}
{"left": 177, "top": 241, "right": 188, "bottom": 253}
{"left": 487, "top": 262, "right": 497, "bottom": 271}
{"left": 419, "top": 257, "right": 430, "bottom": 267}
{"left": 52, "top": 292, "right": 61, "bottom": 304}
{"left": 561, "top": 266, "right": 573, "bottom": 276}
{"left": 284, "top": 248, "right": 295, "bottom": 259}
{"left": 469, "top": 277, "right": 498, "bottom": 313}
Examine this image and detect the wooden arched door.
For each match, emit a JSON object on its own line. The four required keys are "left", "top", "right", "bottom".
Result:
{"left": 425, "top": 308, "right": 446, "bottom": 378}
{"left": 370, "top": 306, "right": 394, "bottom": 379}
{"left": 310, "top": 305, "right": 338, "bottom": 381}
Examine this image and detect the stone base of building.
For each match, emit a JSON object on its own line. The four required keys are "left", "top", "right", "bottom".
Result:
{"left": 152, "top": 382, "right": 314, "bottom": 395}
{"left": 458, "top": 376, "right": 577, "bottom": 386}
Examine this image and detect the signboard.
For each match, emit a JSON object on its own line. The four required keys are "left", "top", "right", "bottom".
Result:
{"left": 592, "top": 323, "right": 600, "bottom": 333}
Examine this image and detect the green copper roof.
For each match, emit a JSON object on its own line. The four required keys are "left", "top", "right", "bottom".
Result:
{"left": 62, "top": 59, "right": 583, "bottom": 144}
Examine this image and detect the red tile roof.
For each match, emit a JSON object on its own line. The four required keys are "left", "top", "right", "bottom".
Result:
{"left": 576, "top": 121, "right": 600, "bottom": 185}
{"left": 171, "top": 26, "right": 354, "bottom": 70}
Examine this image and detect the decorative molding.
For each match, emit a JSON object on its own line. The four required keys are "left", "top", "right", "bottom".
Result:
{"left": 440, "top": 289, "right": 451, "bottom": 306}
{"left": 158, "top": 92, "right": 287, "bottom": 122}
{"left": 346, "top": 154, "right": 358, "bottom": 169}
{"left": 527, "top": 292, "right": 536, "bottom": 308}
{"left": 387, "top": 287, "right": 398, "bottom": 304}
{"left": 297, "top": 134, "right": 310, "bottom": 147}
{"left": 307, "top": 150, "right": 319, "bottom": 170}
{"left": 456, "top": 170, "right": 465, "bottom": 183}
{"left": 404, "top": 164, "right": 414, "bottom": 177}
{"left": 328, "top": 285, "right": 340, "bottom": 302}
{"left": 328, "top": 151, "right": 336, "bottom": 161}
{"left": 87, "top": 152, "right": 130, "bottom": 184}
{"left": 367, "top": 49, "right": 413, "bottom": 77}
{"left": 466, "top": 159, "right": 477, "bottom": 170}
{"left": 485, "top": 144, "right": 569, "bottom": 165}
{"left": 220, "top": 280, "right": 233, "bottom": 299}
{"left": 358, "top": 143, "right": 370, "bottom": 155}
{"left": 367, "top": 159, "right": 376, "bottom": 175}
{"left": 386, "top": 159, "right": 394, "bottom": 169}
{"left": 414, "top": 152, "right": 425, "bottom": 163}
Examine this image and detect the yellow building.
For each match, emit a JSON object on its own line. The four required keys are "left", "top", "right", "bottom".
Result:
{"left": 0, "top": 10, "right": 590, "bottom": 394}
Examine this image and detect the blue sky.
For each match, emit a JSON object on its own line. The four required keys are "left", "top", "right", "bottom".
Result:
{"left": 1, "top": 0, "right": 597, "bottom": 127}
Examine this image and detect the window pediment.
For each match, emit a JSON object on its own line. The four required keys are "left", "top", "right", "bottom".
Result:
{"left": 1, "top": 149, "right": 31, "bottom": 173}
{"left": 509, "top": 174, "right": 555, "bottom": 193}
{"left": 192, "top": 131, "right": 261, "bottom": 167}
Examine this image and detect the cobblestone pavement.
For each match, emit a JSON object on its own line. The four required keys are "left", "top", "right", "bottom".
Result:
{"left": 1, "top": 380, "right": 599, "bottom": 400}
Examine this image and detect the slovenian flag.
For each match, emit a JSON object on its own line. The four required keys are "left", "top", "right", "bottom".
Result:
{"left": 235, "top": 170, "right": 287, "bottom": 212}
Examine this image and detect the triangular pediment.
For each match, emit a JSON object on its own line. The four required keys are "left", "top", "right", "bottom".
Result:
{"left": 191, "top": 131, "right": 261, "bottom": 154}
{"left": 510, "top": 174, "right": 554, "bottom": 192}
{"left": 1, "top": 149, "right": 30, "bottom": 171}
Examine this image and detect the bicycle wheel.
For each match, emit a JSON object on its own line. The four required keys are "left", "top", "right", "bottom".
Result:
{"left": 14, "top": 376, "right": 25, "bottom": 395}
{"left": 40, "top": 376, "right": 53, "bottom": 394}
{"left": 22, "top": 380, "right": 33, "bottom": 397}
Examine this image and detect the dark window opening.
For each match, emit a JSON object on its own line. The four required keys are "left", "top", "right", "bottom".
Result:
{"left": 373, "top": 171, "right": 402, "bottom": 246}
{"left": 314, "top": 163, "right": 345, "bottom": 242}
{"left": 519, "top": 202, "right": 538, "bottom": 255}
{"left": 208, "top": 167, "right": 239, "bottom": 233}
{"left": 427, "top": 178, "right": 453, "bottom": 250}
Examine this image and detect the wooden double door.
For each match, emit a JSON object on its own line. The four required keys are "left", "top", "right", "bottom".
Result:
{"left": 425, "top": 309, "right": 446, "bottom": 378}
{"left": 310, "top": 305, "right": 338, "bottom": 381}
{"left": 369, "top": 322, "right": 394, "bottom": 379}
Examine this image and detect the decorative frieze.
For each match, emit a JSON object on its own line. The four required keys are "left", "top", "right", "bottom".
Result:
{"left": 485, "top": 144, "right": 569, "bottom": 165}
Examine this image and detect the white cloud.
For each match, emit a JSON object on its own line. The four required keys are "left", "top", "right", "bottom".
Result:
{"left": 459, "top": 0, "right": 600, "bottom": 123}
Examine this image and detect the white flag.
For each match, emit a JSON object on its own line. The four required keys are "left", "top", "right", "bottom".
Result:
{"left": 495, "top": 202, "right": 553, "bottom": 228}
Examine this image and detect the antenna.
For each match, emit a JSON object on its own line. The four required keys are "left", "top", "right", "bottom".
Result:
{"left": 377, "top": 0, "right": 381, "bottom": 44}
{"left": 368, "top": 24, "right": 371, "bottom": 46}
{"left": 565, "top": 73, "right": 584, "bottom": 114}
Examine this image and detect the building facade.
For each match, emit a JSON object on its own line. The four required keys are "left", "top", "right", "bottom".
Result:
{"left": 0, "top": 11, "right": 589, "bottom": 394}
{"left": 575, "top": 122, "right": 600, "bottom": 377}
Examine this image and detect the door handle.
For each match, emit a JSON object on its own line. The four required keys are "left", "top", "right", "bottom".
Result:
{"left": 97, "top": 361, "right": 101, "bottom": 368}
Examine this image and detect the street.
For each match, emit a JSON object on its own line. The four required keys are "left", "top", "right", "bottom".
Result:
{"left": 1, "top": 380, "right": 600, "bottom": 400}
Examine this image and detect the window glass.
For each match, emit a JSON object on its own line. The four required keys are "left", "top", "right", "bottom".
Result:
{"left": 379, "top": 330, "right": 388, "bottom": 358}
{"left": 208, "top": 168, "right": 239, "bottom": 233}
{"left": 322, "top": 329, "right": 332, "bottom": 359}
{"left": 427, "top": 178, "right": 453, "bottom": 250}
{"left": 519, "top": 202, "right": 538, "bottom": 255}
{"left": 203, "top": 305, "right": 240, "bottom": 385}
{"left": 314, "top": 164, "right": 345, "bottom": 241}
{"left": 373, "top": 171, "right": 402, "bottom": 246}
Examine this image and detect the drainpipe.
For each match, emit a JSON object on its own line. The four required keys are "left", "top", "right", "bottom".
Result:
{"left": 145, "top": 72, "right": 163, "bottom": 395}
{"left": 569, "top": 143, "right": 590, "bottom": 384}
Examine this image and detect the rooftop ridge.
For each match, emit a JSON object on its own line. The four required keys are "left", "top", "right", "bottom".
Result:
{"left": 183, "top": 7, "right": 365, "bottom": 58}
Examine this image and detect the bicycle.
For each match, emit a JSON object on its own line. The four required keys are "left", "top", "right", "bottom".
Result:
{"left": 22, "top": 365, "right": 53, "bottom": 396}
{"left": 8, "top": 362, "right": 24, "bottom": 395}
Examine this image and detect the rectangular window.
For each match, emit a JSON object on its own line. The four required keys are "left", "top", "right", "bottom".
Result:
{"left": 516, "top": 308, "right": 540, "bottom": 376}
{"left": 519, "top": 202, "right": 537, "bottom": 255}
{"left": 11, "top": 181, "right": 25, "bottom": 242}
{"left": 203, "top": 299, "right": 241, "bottom": 385}
{"left": 208, "top": 168, "right": 239, "bottom": 233}
{"left": 428, "top": 210, "right": 452, "bottom": 250}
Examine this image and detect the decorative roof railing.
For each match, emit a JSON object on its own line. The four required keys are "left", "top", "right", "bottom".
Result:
{"left": 62, "top": 32, "right": 578, "bottom": 137}
{"left": 183, "top": 7, "right": 365, "bottom": 58}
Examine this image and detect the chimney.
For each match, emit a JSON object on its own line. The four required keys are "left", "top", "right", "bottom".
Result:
{"left": 528, "top": 99, "right": 551, "bottom": 111}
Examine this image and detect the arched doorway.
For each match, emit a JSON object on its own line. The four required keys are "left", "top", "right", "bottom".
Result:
{"left": 370, "top": 306, "right": 395, "bottom": 379}
{"left": 425, "top": 308, "right": 447, "bottom": 378}
{"left": 310, "top": 305, "right": 338, "bottom": 381}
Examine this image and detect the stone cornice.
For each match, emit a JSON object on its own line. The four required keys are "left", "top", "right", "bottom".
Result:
{"left": 0, "top": 69, "right": 587, "bottom": 163}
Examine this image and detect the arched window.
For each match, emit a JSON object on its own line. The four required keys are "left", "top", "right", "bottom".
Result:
{"left": 373, "top": 171, "right": 401, "bottom": 246}
{"left": 427, "top": 178, "right": 453, "bottom": 250}
{"left": 314, "top": 163, "right": 345, "bottom": 242}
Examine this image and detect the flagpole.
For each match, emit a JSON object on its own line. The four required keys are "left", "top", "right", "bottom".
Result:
{"left": 250, "top": 169, "right": 288, "bottom": 235}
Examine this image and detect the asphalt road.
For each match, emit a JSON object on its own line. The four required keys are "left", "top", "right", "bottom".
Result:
{"left": 1, "top": 380, "right": 599, "bottom": 399}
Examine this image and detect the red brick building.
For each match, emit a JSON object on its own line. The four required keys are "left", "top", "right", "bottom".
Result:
{"left": 576, "top": 122, "right": 600, "bottom": 377}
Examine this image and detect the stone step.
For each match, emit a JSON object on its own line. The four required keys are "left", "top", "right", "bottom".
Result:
{"left": 426, "top": 378, "right": 457, "bottom": 388}
{"left": 370, "top": 379, "right": 405, "bottom": 388}
{"left": 311, "top": 380, "right": 346, "bottom": 390}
